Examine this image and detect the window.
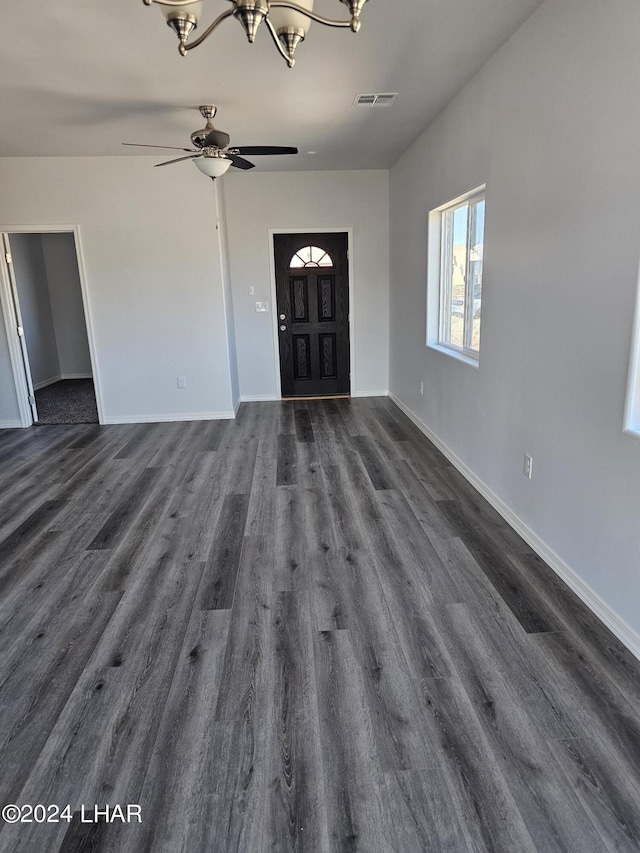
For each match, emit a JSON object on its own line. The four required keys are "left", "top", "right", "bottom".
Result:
{"left": 623, "top": 270, "right": 640, "bottom": 438}
{"left": 289, "top": 246, "right": 334, "bottom": 268}
{"left": 427, "top": 186, "right": 485, "bottom": 364}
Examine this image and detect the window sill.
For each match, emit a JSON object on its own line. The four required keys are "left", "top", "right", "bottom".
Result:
{"left": 623, "top": 427, "right": 640, "bottom": 442}
{"left": 427, "top": 341, "right": 480, "bottom": 369}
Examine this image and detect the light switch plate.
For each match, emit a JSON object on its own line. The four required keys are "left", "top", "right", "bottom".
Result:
{"left": 255, "top": 301, "right": 269, "bottom": 312}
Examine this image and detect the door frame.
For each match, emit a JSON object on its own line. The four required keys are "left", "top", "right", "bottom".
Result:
{"left": 268, "top": 227, "right": 355, "bottom": 400}
{"left": 0, "top": 224, "right": 104, "bottom": 427}
{"left": 1, "top": 234, "right": 40, "bottom": 424}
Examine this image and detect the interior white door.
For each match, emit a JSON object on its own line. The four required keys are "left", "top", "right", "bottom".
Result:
{"left": 2, "top": 234, "right": 38, "bottom": 424}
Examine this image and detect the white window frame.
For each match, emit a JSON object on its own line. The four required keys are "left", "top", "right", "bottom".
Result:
{"left": 427, "top": 184, "right": 486, "bottom": 367}
{"left": 623, "top": 263, "right": 640, "bottom": 440}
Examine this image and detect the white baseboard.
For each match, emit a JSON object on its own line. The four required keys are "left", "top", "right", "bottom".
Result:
{"left": 0, "top": 420, "right": 23, "bottom": 429}
{"left": 33, "top": 375, "right": 61, "bottom": 391}
{"left": 389, "top": 392, "right": 640, "bottom": 662}
{"left": 102, "top": 411, "right": 236, "bottom": 425}
{"left": 353, "top": 389, "right": 389, "bottom": 398}
{"left": 239, "top": 392, "right": 389, "bottom": 402}
{"left": 33, "top": 373, "right": 93, "bottom": 391}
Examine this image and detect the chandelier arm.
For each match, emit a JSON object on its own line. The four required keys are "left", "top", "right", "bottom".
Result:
{"left": 263, "top": 17, "right": 296, "bottom": 67}
{"left": 268, "top": 1, "right": 351, "bottom": 28}
{"left": 183, "top": 7, "right": 235, "bottom": 50}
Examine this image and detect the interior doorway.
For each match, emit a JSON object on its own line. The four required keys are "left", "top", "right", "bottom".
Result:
{"left": 273, "top": 232, "right": 350, "bottom": 398}
{"left": 0, "top": 229, "right": 101, "bottom": 426}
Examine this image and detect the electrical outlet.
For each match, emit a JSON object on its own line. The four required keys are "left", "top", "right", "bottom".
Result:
{"left": 420, "top": 381, "right": 424, "bottom": 395}
{"left": 177, "top": 376, "right": 187, "bottom": 389}
{"left": 523, "top": 453, "right": 533, "bottom": 479}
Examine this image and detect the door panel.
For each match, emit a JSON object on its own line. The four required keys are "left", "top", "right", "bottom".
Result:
{"left": 319, "top": 333, "right": 337, "bottom": 378}
{"left": 293, "top": 334, "right": 311, "bottom": 379}
{"left": 291, "top": 276, "right": 309, "bottom": 323}
{"left": 274, "top": 233, "right": 350, "bottom": 398}
{"left": 317, "top": 275, "right": 336, "bottom": 321}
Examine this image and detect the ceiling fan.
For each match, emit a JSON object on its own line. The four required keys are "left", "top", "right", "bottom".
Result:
{"left": 122, "top": 105, "right": 298, "bottom": 179}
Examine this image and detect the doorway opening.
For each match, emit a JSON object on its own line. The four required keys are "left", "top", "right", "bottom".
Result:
{"left": 273, "top": 232, "right": 351, "bottom": 399}
{"left": 0, "top": 229, "right": 101, "bottom": 426}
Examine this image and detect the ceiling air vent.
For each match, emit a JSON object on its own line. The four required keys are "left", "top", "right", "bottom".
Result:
{"left": 352, "top": 93, "right": 398, "bottom": 108}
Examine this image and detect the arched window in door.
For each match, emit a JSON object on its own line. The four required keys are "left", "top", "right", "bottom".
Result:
{"left": 289, "top": 245, "right": 334, "bottom": 268}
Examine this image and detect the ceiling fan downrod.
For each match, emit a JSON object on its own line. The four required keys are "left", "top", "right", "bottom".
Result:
{"left": 143, "top": 0, "right": 368, "bottom": 67}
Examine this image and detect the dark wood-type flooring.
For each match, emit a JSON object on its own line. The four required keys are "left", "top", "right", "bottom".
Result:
{"left": 0, "top": 398, "right": 639, "bottom": 852}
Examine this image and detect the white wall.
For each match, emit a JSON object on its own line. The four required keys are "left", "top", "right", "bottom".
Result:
{"left": 0, "top": 157, "right": 235, "bottom": 424}
{"left": 224, "top": 170, "right": 389, "bottom": 399}
{"left": 9, "top": 233, "right": 60, "bottom": 388}
{"left": 41, "top": 232, "right": 92, "bottom": 378}
{"left": 389, "top": 0, "right": 640, "bottom": 642}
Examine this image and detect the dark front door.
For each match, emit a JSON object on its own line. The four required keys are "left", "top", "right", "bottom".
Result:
{"left": 274, "top": 232, "right": 350, "bottom": 398}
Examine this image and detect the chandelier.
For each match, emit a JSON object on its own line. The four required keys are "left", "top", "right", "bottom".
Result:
{"left": 143, "top": 0, "right": 368, "bottom": 67}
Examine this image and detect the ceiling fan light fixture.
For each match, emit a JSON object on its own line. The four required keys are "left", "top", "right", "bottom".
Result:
{"left": 193, "top": 155, "right": 233, "bottom": 179}
{"left": 123, "top": 105, "right": 299, "bottom": 180}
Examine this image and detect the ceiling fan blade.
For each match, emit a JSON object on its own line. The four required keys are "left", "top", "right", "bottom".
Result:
{"left": 122, "top": 143, "right": 197, "bottom": 152}
{"left": 154, "top": 154, "right": 203, "bottom": 167}
{"left": 226, "top": 153, "right": 255, "bottom": 171}
{"left": 203, "top": 129, "right": 231, "bottom": 149}
{"left": 233, "top": 146, "right": 298, "bottom": 156}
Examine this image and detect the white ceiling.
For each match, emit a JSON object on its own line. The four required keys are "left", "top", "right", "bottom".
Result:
{"left": 2, "top": 0, "right": 545, "bottom": 171}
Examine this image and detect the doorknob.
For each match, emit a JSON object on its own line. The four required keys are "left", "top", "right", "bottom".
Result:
{"left": 280, "top": 325, "right": 287, "bottom": 331}
{"left": 279, "top": 314, "right": 286, "bottom": 320}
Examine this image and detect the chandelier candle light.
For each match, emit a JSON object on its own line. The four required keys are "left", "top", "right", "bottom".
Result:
{"left": 143, "top": 0, "right": 368, "bottom": 67}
